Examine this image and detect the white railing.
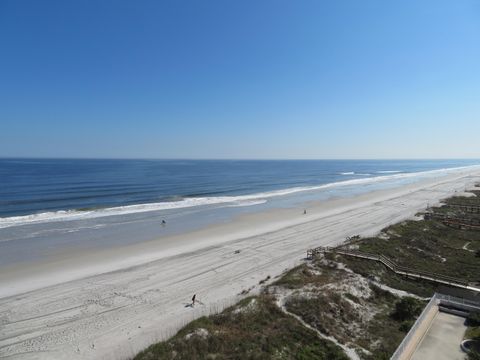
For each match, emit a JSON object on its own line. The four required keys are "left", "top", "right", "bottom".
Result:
{"left": 391, "top": 293, "right": 480, "bottom": 359}
{"left": 437, "top": 293, "right": 480, "bottom": 310}
{"left": 390, "top": 294, "right": 439, "bottom": 360}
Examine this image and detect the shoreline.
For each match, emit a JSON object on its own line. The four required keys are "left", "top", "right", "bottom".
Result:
{"left": 1, "top": 167, "right": 480, "bottom": 359}
{"left": 1, "top": 167, "right": 479, "bottom": 299}
{"left": 1, "top": 164, "right": 479, "bottom": 230}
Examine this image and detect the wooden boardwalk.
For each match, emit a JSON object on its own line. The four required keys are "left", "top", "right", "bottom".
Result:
{"left": 307, "top": 246, "right": 480, "bottom": 292}
{"left": 447, "top": 203, "right": 480, "bottom": 213}
{"left": 424, "top": 212, "right": 480, "bottom": 230}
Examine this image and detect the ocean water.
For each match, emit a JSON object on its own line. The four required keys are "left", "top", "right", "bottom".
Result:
{"left": 0, "top": 158, "right": 479, "bottom": 265}
{"left": 2, "top": 158, "right": 480, "bottom": 219}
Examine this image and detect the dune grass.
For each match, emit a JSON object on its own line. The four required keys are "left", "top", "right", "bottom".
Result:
{"left": 281, "top": 259, "right": 426, "bottom": 360}
{"left": 342, "top": 190, "right": 480, "bottom": 287}
{"left": 134, "top": 295, "right": 348, "bottom": 360}
{"left": 355, "top": 219, "right": 480, "bottom": 283}
{"left": 335, "top": 254, "right": 437, "bottom": 297}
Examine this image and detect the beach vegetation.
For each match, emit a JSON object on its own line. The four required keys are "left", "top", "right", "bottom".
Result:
{"left": 468, "top": 350, "right": 480, "bottom": 360}
{"left": 134, "top": 295, "right": 348, "bottom": 360}
{"left": 273, "top": 262, "right": 340, "bottom": 289}
{"left": 282, "top": 263, "right": 418, "bottom": 360}
{"left": 334, "top": 254, "right": 436, "bottom": 297}
{"left": 390, "top": 297, "right": 423, "bottom": 321}
{"left": 467, "top": 312, "right": 480, "bottom": 327}
{"left": 343, "top": 191, "right": 480, "bottom": 292}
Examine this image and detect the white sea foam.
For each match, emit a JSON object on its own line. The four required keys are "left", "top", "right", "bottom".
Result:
{"left": 377, "top": 170, "right": 402, "bottom": 173}
{"left": 0, "top": 165, "right": 478, "bottom": 229}
{"left": 340, "top": 172, "right": 371, "bottom": 176}
{"left": 227, "top": 200, "right": 268, "bottom": 207}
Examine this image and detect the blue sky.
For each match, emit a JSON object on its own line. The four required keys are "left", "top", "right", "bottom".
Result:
{"left": 1, "top": 0, "right": 479, "bottom": 159}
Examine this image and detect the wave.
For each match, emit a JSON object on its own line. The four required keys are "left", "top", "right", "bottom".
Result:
{"left": 0, "top": 164, "right": 478, "bottom": 229}
{"left": 377, "top": 170, "right": 402, "bottom": 174}
{"left": 227, "top": 200, "right": 268, "bottom": 207}
{"left": 340, "top": 172, "right": 372, "bottom": 176}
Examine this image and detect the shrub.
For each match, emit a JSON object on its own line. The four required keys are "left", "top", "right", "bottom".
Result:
{"left": 468, "top": 350, "right": 480, "bottom": 360}
{"left": 467, "top": 312, "right": 480, "bottom": 327}
{"left": 398, "top": 320, "right": 414, "bottom": 332}
{"left": 391, "top": 297, "right": 423, "bottom": 322}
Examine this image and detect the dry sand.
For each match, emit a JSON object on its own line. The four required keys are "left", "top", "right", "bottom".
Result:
{"left": 1, "top": 167, "right": 480, "bottom": 360}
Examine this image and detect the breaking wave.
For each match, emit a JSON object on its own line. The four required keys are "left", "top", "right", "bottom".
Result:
{"left": 0, "top": 165, "right": 478, "bottom": 229}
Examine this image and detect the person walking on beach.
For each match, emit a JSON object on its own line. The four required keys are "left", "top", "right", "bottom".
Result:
{"left": 192, "top": 294, "right": 196, "bottom": 307}
{"left": 303, "top": 209, "right": 307, "bottom": 215}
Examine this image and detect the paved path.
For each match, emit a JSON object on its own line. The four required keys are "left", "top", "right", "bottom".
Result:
{"left": 411, "top": 312, "right": 467, "bottom": 360}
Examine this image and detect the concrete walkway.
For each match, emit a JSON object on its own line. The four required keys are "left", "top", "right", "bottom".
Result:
{"left": 411, "top": 312, "right": 467, "bottom": 360}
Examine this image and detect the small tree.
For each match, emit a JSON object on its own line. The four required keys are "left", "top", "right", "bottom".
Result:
{"left": 466, "top": 312, "right": 480, "bottom": 327}
{"left": 391, "top": 297, "right": 423, "bottom": 322}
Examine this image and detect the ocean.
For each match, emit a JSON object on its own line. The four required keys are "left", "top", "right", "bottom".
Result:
{"left": 2, "top": 158, "right": 480, "bottom": 219}
{"left": 0, "top": 158, "right": 479, "bottom": 265}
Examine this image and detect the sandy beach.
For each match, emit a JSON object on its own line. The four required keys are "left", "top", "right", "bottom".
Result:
{"left": 1, "top": 167, "right": 480, "bottom": 360}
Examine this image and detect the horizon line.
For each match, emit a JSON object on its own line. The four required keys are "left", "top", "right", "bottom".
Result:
{"left": 1, "top": 156, "right": 480, "bottom": 161}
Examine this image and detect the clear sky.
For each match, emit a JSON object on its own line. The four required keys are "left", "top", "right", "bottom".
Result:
{"left": 1, "top": 0, "right": 479, "bottom": 159}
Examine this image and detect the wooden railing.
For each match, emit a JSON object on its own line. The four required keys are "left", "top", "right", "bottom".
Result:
{"left": 447, "top": 203, "right": 480, "bottom": 213}
{"left": 307, "top": 246, "right": 479, "bottom": 291}
{"left": 424, "top": 212, "right": 480, "bottom": 230}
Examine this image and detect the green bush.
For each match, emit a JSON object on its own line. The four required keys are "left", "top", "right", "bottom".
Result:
{"left": 398, "top": 320, "right": 414, "bottom": 332}
{"left": 468, "top": 350, "right": 480, "bottom": 360}
{"left": 391, "top": 297, "right": 423, "bottom": 322}
{"left": 467, "top": 312, "right": 480, "bottom": 327}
